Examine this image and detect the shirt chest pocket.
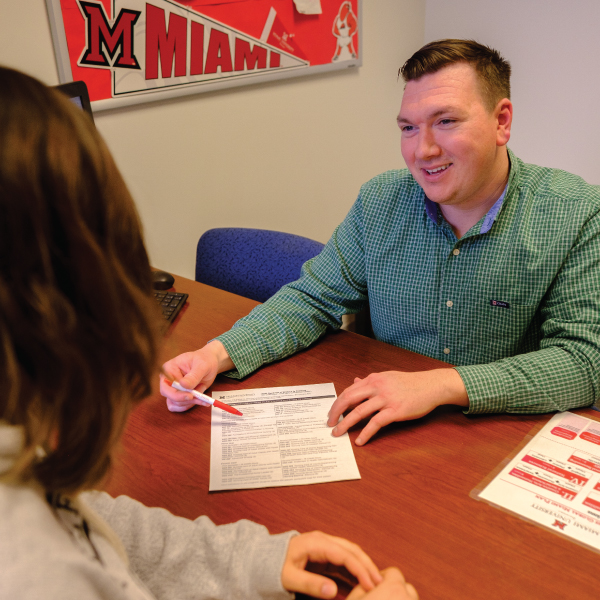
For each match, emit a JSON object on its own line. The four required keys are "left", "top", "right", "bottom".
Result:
{"left": 467, "top": 296, "right": 539, "bottom": 361}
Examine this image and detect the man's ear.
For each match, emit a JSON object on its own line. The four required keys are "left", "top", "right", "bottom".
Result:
{"left": 495, "top": 98, "right": 513, "bottom": 147}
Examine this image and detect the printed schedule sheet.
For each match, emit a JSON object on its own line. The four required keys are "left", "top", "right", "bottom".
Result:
{"left": 209, "top": 383, "right": 360, "bottom": 491}
{"left": 478, "top": 412, "right": 600, "bottom": 551}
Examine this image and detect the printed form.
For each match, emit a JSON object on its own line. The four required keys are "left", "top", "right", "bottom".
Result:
{"left": 479, "top": 412, "right": 600, "bottom": 551}
{"left": 209, "top": 383, "right": 360, "bottom": 491}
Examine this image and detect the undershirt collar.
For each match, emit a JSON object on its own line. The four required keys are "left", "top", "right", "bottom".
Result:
{"left": 424, "top": 182, "right": 509, "bottom": 235}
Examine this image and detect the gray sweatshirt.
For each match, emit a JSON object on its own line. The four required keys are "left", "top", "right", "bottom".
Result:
{"left": 0, "top": 422, "right": 295, "bottom": 600}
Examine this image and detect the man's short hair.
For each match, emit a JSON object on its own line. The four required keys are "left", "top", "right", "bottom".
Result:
{"left": 400, "top": 39, "right": 511, "bottom": 111}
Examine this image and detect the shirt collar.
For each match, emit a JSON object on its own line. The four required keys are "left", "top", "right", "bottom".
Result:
{"left": 479, "top": 184, "right": 508, "bottom": 233}
{"left": 424, "top": 180, "right": 509, "bottom": 235}
{"left": 0, "top": 421, "right": 25, "bottom": 475}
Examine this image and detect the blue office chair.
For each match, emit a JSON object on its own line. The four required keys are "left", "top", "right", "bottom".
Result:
{"left": 195, "top": 228, "right": 325, "bottom": 303}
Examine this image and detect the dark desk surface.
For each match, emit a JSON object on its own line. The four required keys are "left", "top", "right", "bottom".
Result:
{"left": 105, "top": 275, "right": 600, "bottom": 600}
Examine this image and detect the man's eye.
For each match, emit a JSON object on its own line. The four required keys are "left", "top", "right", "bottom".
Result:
{"left": 400, "top": 125, "right": 414, "bottom": 132}
{"left": 439, "top": 119, "right": 455, "bottom": 125}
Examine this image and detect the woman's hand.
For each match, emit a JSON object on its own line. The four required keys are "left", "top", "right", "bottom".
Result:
{"left": 281, "top": 531, "right": 382, "bottom": 598}
{"left": 347, "top": 567, "right": 418, "bottom": 599}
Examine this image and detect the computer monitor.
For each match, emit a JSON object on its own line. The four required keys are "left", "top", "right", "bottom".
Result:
{"left": 54, "top": 80, "right": 94, "bottom": 124}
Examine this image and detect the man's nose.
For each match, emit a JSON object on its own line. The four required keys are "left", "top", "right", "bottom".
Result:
{"left": 415, "top": 129, "right": 441, "bottom": 161}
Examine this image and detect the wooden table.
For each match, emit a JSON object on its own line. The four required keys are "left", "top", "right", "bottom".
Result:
{"left": 105, "top": 275, "right": 600, "bottom": 600}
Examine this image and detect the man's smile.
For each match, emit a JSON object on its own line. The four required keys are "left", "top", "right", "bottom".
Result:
{"left": 421, "top": 163, "right": 453, "bottom": 179}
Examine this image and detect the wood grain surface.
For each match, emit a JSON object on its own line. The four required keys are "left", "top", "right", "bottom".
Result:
{"left": 104, "top": 275, "right": 600, "bottom": 600}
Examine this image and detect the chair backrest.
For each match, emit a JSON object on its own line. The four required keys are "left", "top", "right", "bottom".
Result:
{"left": 195, "top": 228, "right": 325, "bottom": 303}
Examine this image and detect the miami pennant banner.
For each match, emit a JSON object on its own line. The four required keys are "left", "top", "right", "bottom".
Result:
{"left": 46, "top": 0, "right": 361, "bottom": 110}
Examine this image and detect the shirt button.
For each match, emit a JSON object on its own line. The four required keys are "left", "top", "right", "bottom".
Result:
{"left": 443, "top": 347, "right": 451, "bottom": 354}
{"left": 452, "top": 249, "right": 460, "bottom": 256}
{"left": 446, "top": 300, "right": 453, "bottom": 308}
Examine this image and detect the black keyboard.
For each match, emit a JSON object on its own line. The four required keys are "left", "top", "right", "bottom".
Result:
{"left": 154, "top": 290, "right": 188, "bottom": 324}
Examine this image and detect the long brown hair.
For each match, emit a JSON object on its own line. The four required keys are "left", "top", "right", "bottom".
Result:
{"left": 0, "top": 66, "right": 161, "bottom": 493}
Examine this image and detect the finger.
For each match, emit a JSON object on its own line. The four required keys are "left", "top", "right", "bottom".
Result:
{"left": 354, "top": 411, "right": 397, "bottom": 446}
{"left": 166, "top": 396, "right": 195, "bottom": 410}
{"left": 327, "top": 380, "right": 371, "bottom": 426}
{"left": 327, "top": 382, "right": 364, "bottom": 426}
{"left": 283, "top": 533, "right": 382, "bottom": 595}
{"left": 284, "top": 569, "right": 338, "bottom": 599}
{"left": 379, "top": 567, "right": 406, "bottom": 582}
{"left": 327, "top": 398, "right": 348, "bottom": 427}
{"left": 160, "top": 379, "right": 193, "bottom": 404}
{"left": 160, "top": 361, "right": 191, "bottom": 397}
{"left": 193, "top": 397, "right": 212, "bottom": 408}
{"left": 302, "top": 534, "right": 382, "bottom": 591}
{"left": 159, "top": 367, "right": 182, "bottom": 387}
{"left": 332, "top": 397, "right": 384, "bottom": 437}
{"left": 160, "top": 370, "right": 196, "bottom": 401}
{"left": 194, "top": 371, "right": 218, "bottom": 395}
{"left": 347, "top": 568, "right": 416, "bottom": 600}
{"left": 186, "top": 350, "right": 220, "bottom": 389}
{"left": 346, "top": 583, "right": 367, "bottom": 600}
{"left": 322, "top": 535, "right": 382, "bottom": 587}
{"left": 166, "top": 398, "right": 195, "bottom": 413}
{"left": 380, "top": 568, "right": 419, "bottom": 599}
{"left": 160, "top": 361, "right": 186, "bottom": 381}
{"left": 179, "top": 370, "right": 205, "bottom": 391}
{"left": 405, "top": 583, "right": 419, "bottom": 600}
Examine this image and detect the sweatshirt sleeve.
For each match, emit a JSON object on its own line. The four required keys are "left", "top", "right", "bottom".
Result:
{"left": 82, "top": 491, "right": 296, "bottom": 600}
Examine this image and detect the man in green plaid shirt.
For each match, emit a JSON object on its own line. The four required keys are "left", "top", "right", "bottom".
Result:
{"left": 162, "top": 40, "right": 600, "bottom": 446}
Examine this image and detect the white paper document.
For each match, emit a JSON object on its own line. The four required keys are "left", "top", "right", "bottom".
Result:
{"left": 209, "top": 383, "right": 360, "bottom": 491}
{"left": 479, "top": 411, "right": 600, "bottom": 551}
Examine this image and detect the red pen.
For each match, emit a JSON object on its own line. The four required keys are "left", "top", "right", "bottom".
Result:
{"left": 165, "top": 380, "right": 243, "bottom": 416}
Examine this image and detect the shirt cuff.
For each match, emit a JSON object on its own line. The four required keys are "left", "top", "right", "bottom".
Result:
{"left": 454, "top": 364, "right": 509, "bottom": 415}
{"left": 216, "top": 328, "right": 265, "bottom": 379}
{"left": 248, "top": 530, "right": 297, "bottom": 600}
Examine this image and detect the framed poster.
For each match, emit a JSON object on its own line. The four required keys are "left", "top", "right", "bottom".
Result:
{"left": 46, "top": 0, "right": 362, "bottom": 111}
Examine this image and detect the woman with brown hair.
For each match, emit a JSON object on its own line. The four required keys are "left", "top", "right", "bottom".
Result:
{"left": 0, "top": 66, "right": 417, "bottom": 600}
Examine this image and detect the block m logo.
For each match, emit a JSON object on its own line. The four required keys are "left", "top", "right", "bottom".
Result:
{"left": 78, "top": 0, "right": 141, "bottom": 69}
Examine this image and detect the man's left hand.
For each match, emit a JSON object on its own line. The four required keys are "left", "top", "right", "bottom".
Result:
{"left": 326, "top": 369, "right": 469, "bottom": 445}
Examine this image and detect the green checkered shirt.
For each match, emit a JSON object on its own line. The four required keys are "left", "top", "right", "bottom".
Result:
{"left": 217, "top": 149, "right": 600, "bottom": 414}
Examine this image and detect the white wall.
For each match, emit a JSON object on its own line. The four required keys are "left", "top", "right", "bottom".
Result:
{"left": 425, "top": 0, "right": 600, "bottom": 186}
{"left": 2, "top": 2, "right": 599, "bottom": 278}
{"left": 0, "top": 1, "right": 425, "bottom": 278}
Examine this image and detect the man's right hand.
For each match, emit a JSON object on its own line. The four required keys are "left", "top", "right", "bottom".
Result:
{"left": 160, "top": 340, "right": 234, "bottom": 412}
